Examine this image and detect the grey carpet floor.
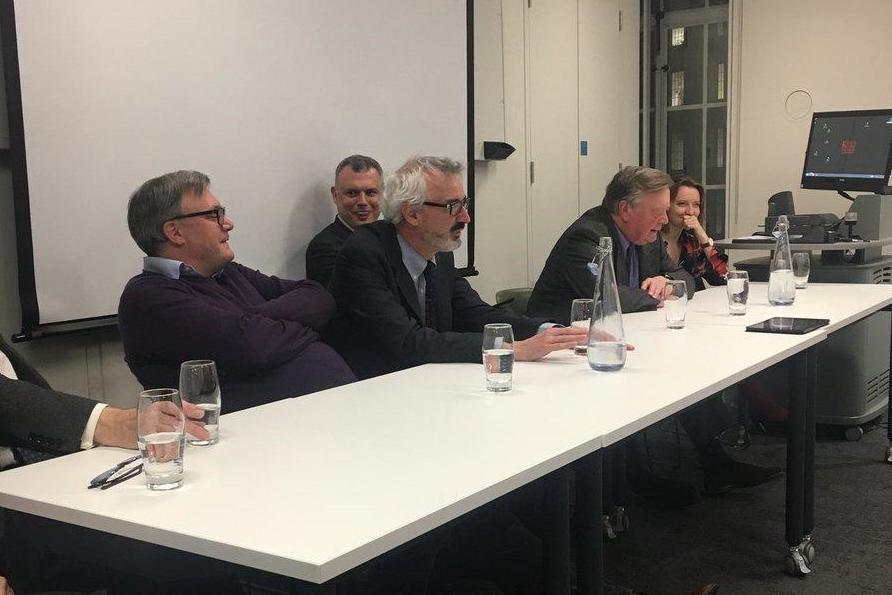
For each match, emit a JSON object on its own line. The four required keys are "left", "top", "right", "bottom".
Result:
{"left": 603, "top": 419, "right": 892, "bottom": 595}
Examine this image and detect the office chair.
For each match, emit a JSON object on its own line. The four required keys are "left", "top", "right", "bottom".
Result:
{"left": 494, "top": 287, "right": 534, "bottom": 316}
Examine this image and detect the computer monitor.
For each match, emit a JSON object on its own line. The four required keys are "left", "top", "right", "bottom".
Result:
{"left": 800, "top": 108, "right": 892, "bottom": 193}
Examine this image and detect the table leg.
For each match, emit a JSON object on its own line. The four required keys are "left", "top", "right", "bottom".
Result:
{"left": 785, "top": 347, "right": 816, "bottom": 576}
{"left": 804, "top": 347, "right": 816, "bottom": 536}
{"left": 544, "top": 467, "right": 573, "bottom": 594}
{"left": 574, "top": 450, "right": 604, "bottom": 595}
{"left": 887, "top": 305, "right": 892, "bottom": 464}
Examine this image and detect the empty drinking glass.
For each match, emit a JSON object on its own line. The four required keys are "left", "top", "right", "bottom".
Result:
{"left": 569, "top": 298, "right": 594, "bottom": 355}
{"left": 726, "top": 270, "right": 749, "bottom": 315}
{"left": 482, "top": 323, "right": 514, "bottom": 392}
{"left": 179, "top": 360, "right": 221, "bottom": 446}
{"left": 792, "top": 252, "right": 811, "bottom": 289}
{"left": 137, "top": 388, "right": 185, "bottom": 491}
{"left": 664, "top": 279, "right": 688, "bottom": 329}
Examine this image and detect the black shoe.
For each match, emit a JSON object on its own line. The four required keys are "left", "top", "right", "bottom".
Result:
{"left": 704, "top": 458, "right": 782, "bottom": 495}
{"left": 627, "top": 467, "right": 700, "bottom": 508}
{"left": 702, "top": 438, "right": 781, "bottom": 494}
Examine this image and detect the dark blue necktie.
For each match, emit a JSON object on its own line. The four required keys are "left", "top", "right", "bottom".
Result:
{"left": 626, "top": 244, "right": 636, "bottom": 288}
{"left": 423, "top": 261, "right": 437, "bottom": 329}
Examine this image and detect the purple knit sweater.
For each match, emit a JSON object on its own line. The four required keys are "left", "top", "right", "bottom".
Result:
{"left": 118, "top": 262, "right": 355, "bottom": 412}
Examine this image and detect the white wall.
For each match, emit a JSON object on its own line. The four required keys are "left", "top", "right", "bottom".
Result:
{"left": 470, "top": 0, "right": 640, "bottom": 302}
{"left": 469, "top": 0, "right": 533, "bottom": 302}
{"left": 728, "top": 0, "right": 892, "bottom": 246}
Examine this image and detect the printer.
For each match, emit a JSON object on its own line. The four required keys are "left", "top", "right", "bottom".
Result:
{"left": 762, "top": 191, "right": 841, "bottom": 243}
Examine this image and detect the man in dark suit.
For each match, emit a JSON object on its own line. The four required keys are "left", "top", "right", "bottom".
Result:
{"left": 0, "top": 335, "right": 215, "bottom": 594}
{"left": 529, "top": 166, "right": 780, "bottom": 499}
{"left": 0, "top": 334, "right": 208, "bottom": 466}
{"left": 306, "top": 154, "right": 383, "bottom": 287}
{"left": 327, "top": 156, "right": 586, "bottom": 380}
{"left": 528, "top": 165, "right": 695, "bottom": 324}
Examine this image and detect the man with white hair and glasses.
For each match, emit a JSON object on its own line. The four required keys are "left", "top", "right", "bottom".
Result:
{"left": 326, "top": 155, "right": 587, "bottom": 380}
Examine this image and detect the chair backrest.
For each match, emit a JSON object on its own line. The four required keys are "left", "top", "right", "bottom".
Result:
{"left": 494, "top": 287, "right": 533, "bottom": 316}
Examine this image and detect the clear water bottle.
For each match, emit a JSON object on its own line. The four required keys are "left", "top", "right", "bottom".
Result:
{"left": 768, "top": 214, "right": 796, "bottom": 306}
{"left": 587, "top": 237, "right": 627, "bottom": 371}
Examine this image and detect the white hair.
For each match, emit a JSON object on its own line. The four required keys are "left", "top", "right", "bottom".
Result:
{"left": 382, "top": 156, "right": 465, "bottom": 224}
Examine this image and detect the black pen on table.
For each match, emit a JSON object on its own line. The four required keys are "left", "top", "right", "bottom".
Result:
{"left": 88, "top": 454, "right": 141, "bottom": 489}
{"left": 99, "top": 464, "right": 144, "bottom": 490}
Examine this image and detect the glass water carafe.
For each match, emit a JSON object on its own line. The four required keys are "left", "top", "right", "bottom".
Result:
{"left": 587, "top": 237, "right": 627, "bottom": 371}
{"left": 768, "top": 214, "right": 796, "bottom": 306}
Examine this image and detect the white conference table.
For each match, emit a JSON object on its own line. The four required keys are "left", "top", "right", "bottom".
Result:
{"left": 1, "top": 283, "right": 891, "bottom": 592}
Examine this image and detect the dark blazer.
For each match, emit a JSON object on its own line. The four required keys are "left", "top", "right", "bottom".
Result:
{"left": 305, "top": 216, "right": 353, "bottom": 287}
{"left": 527, "top": 205, "right": 696, "bottom": 324}
{"left": 326, "top": 220, "right": 547, "bottom": 379}
{"left": 0, "top": 335, "right": 96, "bottom": 456}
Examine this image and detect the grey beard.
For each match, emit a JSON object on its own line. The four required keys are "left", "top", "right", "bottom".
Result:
{"left": 422, "top": 230, "right": 462, "bottom": 252}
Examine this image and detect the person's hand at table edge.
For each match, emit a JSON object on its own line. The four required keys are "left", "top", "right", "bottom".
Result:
{"left": 640, "top": 275, "right": 668, "bottom": 300}
{"left": 93, "top": 402, "right": 210, "bottom": 449}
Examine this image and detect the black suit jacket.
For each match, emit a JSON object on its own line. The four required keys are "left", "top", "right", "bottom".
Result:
{"left": 326, "top": 220, "right": 547, "bottom": 379}
{"left": 305, "top": 216, "right": 353, "bottom": 287}
{"left": 0, "top": 335, "right": 96, "bottom": 455}
{"left": 527, "top": 205, "right": 695, "bottom": 324}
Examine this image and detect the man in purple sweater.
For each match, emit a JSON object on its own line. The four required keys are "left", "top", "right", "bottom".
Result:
{"left": 118, "top": 170, "right": 355, "bottom": 413}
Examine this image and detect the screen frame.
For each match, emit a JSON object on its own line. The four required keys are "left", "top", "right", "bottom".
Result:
{"left": 1, "top": 0, "right": 478, "bottom": 340}
{"left": 799, "top": 108, "right": 892, "bottom": 193}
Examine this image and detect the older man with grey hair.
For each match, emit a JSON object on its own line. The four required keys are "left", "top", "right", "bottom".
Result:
{"left": 528, "top": 165, "right": 695, "bottom": 322}
{"left": 118, "top": 170, "right": 355, "bottom": 413}
{"left": 528, "top": 166, "right": 781, "bottom": 504}
{"left": 326, "top": 156, "right": 586, "bottom": 380}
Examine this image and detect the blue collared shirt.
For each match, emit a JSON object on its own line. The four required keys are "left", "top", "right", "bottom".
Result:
{"left": 396, "top": 233, "right": 554, "bottom": 333}
{"left": 142, "top": 256, "right": 206, "bottom": 279}
{"left": 396, "top": 233, "right": 434, "bottom": 320}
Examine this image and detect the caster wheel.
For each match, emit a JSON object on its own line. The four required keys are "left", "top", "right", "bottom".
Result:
{"left": 784, "top": 548, "right": 811, "bottom": 577}
{"left": 885, "top": 445, "right": 892, "bottom": 465}
{"left": 601, "top": 515, "right": 616, "bottom": 540}
{"left": 610, "top": 507, "right": 630, "bottom": 534}
{"left": 802, "top": 541, "right": 816, "bottom": 564}
{"left": 799, "top": 536, "right": 816, "bottom": 564}
{"left": 844, "top": 426, "right": 864, "bottom": 442}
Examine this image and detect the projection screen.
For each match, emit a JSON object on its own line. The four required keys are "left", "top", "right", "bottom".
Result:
{"left": 5, "top": 0, "right": 472, "bottom": 335}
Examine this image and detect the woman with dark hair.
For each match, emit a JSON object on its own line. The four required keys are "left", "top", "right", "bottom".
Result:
{"left": 661, "top": 175, "right": 728, "bottom": 290}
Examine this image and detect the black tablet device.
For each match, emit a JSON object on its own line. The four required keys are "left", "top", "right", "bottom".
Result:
{"left": 745, "top": 317, "right": 829, "bottom": 335}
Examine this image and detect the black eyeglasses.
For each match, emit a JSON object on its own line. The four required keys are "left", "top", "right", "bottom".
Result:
{"left": 421, "top": 196, "right": 470, "bottom": 217}
{"left": 167, "top": 207, "right": 227, "bottom": 227}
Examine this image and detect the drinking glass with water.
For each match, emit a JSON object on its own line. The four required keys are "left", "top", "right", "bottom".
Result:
{"left": 726, "top": 270, "right": 749, "bottom": 315}
{"left": 482, "top": 323, "right": 514, "bottom": 392}
{"left": 137, "top": 388, "right": 185, "bottom": 491}
{"left": 663, "top": 279, "right": 688, "bottom": 329}
{"left": 792, "top": 252, "right": 810, "bottom": 289}
{"left": 569, "top": 299, "right": 594, "bottom": 355}
{"left": 179, "top": 360, "right": 221, "bottom": 446}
